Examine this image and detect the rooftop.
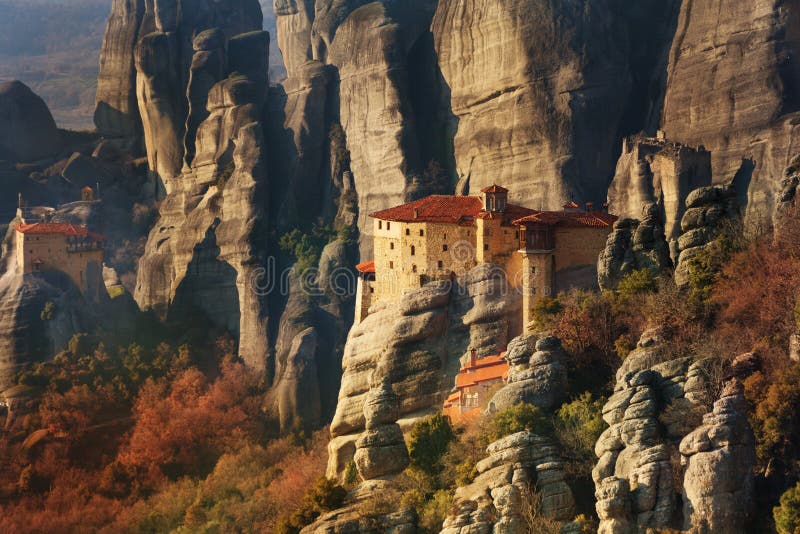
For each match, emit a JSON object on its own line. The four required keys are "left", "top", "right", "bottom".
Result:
{"left": 454, "top": 353, "right": 509, "bottom": 389}
{"left": 513, "top": 210, "right": 617, "bottom": 228}
{"left": 369, "top": 194, "right": 534, "bottom": 225}
{"left": 16, "top": 223, "right": 106, "bottom": 241}
{"left": 355, "top": 260, "right": 376, "bottom": 274}
{"left": 480, "top": 184, "right": 509, "bottom": 194}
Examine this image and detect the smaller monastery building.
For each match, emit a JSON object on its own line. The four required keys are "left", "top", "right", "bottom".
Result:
{"left": 355, "top": 185, "right": 617, "bottom": 328}
{"left": 15, "top": 222, "right": 106, "bottom": 300}
{"left": 443, "top": 349, "right": 509, "bottom": 424}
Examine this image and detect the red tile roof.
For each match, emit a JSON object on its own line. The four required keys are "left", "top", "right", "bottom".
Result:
{"left": 513, "top": 210, "right": 617, "bottom": 228}
{"left": 16, "top": 223, "right": 106, "bottom": 241}
{"left": 480, "top": 185, "right": 509, "bottom": 194}
{"left": 563, "top": 201, "right": 580, "bottom": 209}
{"left": 371, "top": 194, "right": 534, "bottom": 226}
{"left": 454, "top": 353, "right": 509, "bottom": 389}
{"left": 356, "top": 260, "right": 375, "bottom": 273}
{"left": 371, "top": 195, "right": 483, "bottom": 224}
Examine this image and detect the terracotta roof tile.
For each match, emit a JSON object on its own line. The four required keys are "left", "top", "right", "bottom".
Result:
{"left": 455, "top": 354, "right": 509, "bottom": 389}
{"left": 16, "top": 223, "right": 107, "bottom": 241}
{"left": 480, "top": 184, "right": 509, "bottom": 194}
{"left": 370, "top": 195, "right": 483, "bottom": 224}
{"left": 356, "top": 260, "right": 375, "bottom": 273}
{"left": 513, "top": 210, "right": 617, "bottom": 228}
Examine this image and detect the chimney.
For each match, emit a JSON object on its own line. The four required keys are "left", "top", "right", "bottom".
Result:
{"left": 414, "top": 208, "right": 419, "bottom": 219}
{"left": 602, "top": 201, "right": 609, "bottom": 213}
{"left": 585, "top": 201, "right": 594, "bottom": 212}
{"left": 469, "top": 348, "right": 477, "bottom": 367}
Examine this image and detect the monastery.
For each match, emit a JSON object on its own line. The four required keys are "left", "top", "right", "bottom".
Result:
{"left": 13, "top": 188, "right": 107, "bottom": 301}
{"left": 355, "top": 185, "right": 617, "bottom": 328}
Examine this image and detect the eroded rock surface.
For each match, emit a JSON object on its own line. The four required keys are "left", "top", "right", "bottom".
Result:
{"left": 353, "top": 377, "right": 409, "bottom": 481}
{"left": 327, "top": 264, "right": 521, "bottom": 480}
{"left": 674, "top": 184, "right": 740, "bottom": 287}
{"left": 597, "top": 203, "right": 672, "bottom": 291}
{"left": 607, "top": 134, "right": 711, "bottom": 251}
{"left": 679, "top": 380, "right": 755, "bottom": 533}
{"left": 660, "top": 0, "right": 800, "bottom": 231}
{"left": 489, "top": 334, "right": 567, "bottom": 412}
{"left": 592, "top": 329, "right": 754, "bottom": 533}
{"left": 440, "top": 431, "right": 575, "bottom": 533}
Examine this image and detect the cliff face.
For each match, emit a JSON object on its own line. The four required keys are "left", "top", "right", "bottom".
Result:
{"left": 0, "top": 81, "right": 62, "bottom": 162}
{"left": 660, "top": 0, "right": 800, "bottom": 230}
{"left": 431, "top": 0, "right": 632, "bottom": 207}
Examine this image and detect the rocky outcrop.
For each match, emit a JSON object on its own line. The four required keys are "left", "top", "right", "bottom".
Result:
{"left": 679, "top": 380, "right": 755, "bottom": 533}
{"left": 489, "top": 334, "right": 567, "bottom": 412}
{"left": 592, "top": 329, "right": 755, "bottom": 533}
{"left": 660, "top": 0, "right": 800, "bottom": 231}
{"left": 440, "top": 431, "right": 575, "bottom": 533}
{"left": 674, "top": 184, "right": 740, "bottom": 287}
{"left": 353, "top": 377, "right": 409, "bottom": 481}
{"left": 597, "top": 203, "right": 672, "bottom": 291}
{"left": 134, "top": 41, "right": 271, "bottom": 374}
{"left": 607, "top": 134, "right": 712, "bottom": 250}
{"left": 0, "top": 81, "right": 62, "bottom": 162}
{"left": 327, "top": 264, "right": 521, "bottom": 480}
{"left": 431, "top": 0, "right": 631, "bottom": 207}
{"left": 96, "top": 0, "right": 262, "bottom": 157}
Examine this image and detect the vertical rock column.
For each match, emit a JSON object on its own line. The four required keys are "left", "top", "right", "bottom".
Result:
{"left": 353, "top": 377, "right": 409, "bottom": 481}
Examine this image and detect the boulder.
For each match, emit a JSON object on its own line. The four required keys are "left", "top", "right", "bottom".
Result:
{"left": 0, "top": 81, "right": 62, "bottom": 162}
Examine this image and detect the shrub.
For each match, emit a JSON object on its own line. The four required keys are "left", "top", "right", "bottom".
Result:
{"left": 774, "top": 482, "right": 800, "bottom": 534}
{"left": 484, "top": 403, "right": 553, "bottom": 443}
{"left": 554, "top": 393, "right": 607, "bottom": 478}
{"left": 408, "top": 414, "right": 456, "bottom": 475}
{"left": 529, "top": 296, "right": 562, "bottom": 331}
{"left": 274, "top": 477, "right": 347, "bottom": 533}
{"left": 615, "top": 268, "right": 657, "bottom": 303}
{"left": 279, "top": 225, "right": 336, "bottom": 274}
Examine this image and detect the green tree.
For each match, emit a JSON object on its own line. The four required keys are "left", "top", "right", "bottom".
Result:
{"left": 774, "top": 482, "right": 800, "bottom": 534}
{"left": 408, "top": 414, "right": 456, "bottom": 475}
{"left": 484, "top": 403, "right": 553, "bottom": 443}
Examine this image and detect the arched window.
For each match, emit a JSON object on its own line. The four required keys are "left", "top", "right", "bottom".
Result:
{"left": 410, "top": 245, "right": 416, "bottom": 256}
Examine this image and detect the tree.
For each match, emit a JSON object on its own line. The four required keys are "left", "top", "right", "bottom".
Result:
{"left": 774, "top": 482, "right": 800, "bottom": 534}
{"left": 408, "top": 414, "right": 455, "bottom": 475}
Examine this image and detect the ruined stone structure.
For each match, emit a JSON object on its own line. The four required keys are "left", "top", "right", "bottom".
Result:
{"left": 608, "top": 133, "right": 712, "bottom": 257}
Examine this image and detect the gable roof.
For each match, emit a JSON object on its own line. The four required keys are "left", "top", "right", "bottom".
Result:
{"left": 454, "top": 353, "right": 509, "bottom": 389}
{"left": 480, "top": 184, "right": 509, "bottom": 194}
{"left": 370, "top": 195, "right": 484, "bottom": 224}
{"left": 512, "top": 210, "right": 617, "bottom": 228}
{"left": 16, "top": 223, "right": 106, "bottom": 241}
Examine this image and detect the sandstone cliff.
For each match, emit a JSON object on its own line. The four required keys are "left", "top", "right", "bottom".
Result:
{"left": 660, "top": 0, "right": 800, "bottom": 231}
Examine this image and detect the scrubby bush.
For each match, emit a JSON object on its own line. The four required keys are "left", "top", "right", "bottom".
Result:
{"left": 615, "top": 268, "right": 657, "bottom": 304}
{"left": 774, "top": 482, "right": 800, "bottom": 534}
{"left": 484, "top": 403, "right": 553, "bottom": 443}
{"left": 554, "top": 393, "right": 607, "bottom": 478}
{"left": 279, "top": 224, "right": 336, "bottom": 274}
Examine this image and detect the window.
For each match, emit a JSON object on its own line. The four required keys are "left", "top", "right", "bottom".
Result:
{"left": 443, "top": 234, "right": 447, "bottom": 240}
{"left": 419, "top": 229, "right": 424, "bottom": 237}
{"left": 531, "top": 266, "right": 537, "bottom": 274}
{"left": 406, "top": 228, "right": 410, "bottom": 236}
{"left": 379, "top": 221, "right": 382, "bottom": 229}
{"left": 438, "top": 260, "right": 443, "bottom": 269}
{"left": 410, "top": 245, "right": 416, "bottom": 256}
{"left": 443, "top": 244, "right": 448, "bottom": 252}
{"left": 389, "top": 261, "right": 394, "bottom": 269}
{"left": 412, "top": 264, "right": 417, "bottom": 273}
{"left": 515, "top": 231, "right": 519, "bottom": 239}
{"left": 370, "top": 287, "right": 375, "bottom": 294}
{"left": 390, "top": 242, "right": 394, "bottom": 250}
{"left": 484, "top": 244, "right": 489, "bottom": 251}
{"left": 387, "top": 222, "right": 391, "bottom": 230}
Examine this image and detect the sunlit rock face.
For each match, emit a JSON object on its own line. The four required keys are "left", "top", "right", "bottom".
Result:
{"left": 660, "top": 0, "right": 800, "bottom": 231}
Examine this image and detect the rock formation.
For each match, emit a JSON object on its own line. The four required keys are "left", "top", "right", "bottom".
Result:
{"left": 592, "top": 329, "right": 755, "bottom": 533}
{"left": 95, "top": 0, "right": 263, "bottom": 155}
{"left": 597, "top": 203, "right": 672, "bottom": 291}
{"left": 353, "top": 377, "right": 409, "bottom": 481}
{"left": 0, "top": 81, "right": 62, "bottom": 162}
{"left": 489, "top": 334, "right": 567, "bottom": 412}
{"left": 135, "top": 49, "right": 271, "bottom": 371}
{"left": 440, "top": 431, "right": 575, "bottom": 533}
{"left": 674, "top": 184, "right": 740, "bottom": 287}
{"left": 607, "top": 134, "right": 712, "bottom": 249}
{"left": 679, "top": 380, "right": 755, "bottom": 533}
{"left": 431, "top": 0, "right": 632, "bottom": 208}
{"left": 660, "top": 0, "right": 800, "bottom": 231}
{"left": 327, "top": 264, "right": 521, "bottom": 480}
